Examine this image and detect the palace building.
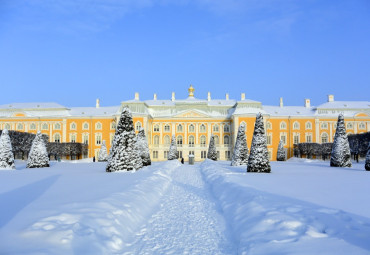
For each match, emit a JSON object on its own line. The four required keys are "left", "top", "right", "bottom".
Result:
{"left": 0, "top": 86, "right": 369, "bottom": 161}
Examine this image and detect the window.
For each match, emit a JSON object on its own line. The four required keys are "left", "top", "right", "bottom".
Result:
{"left": 153, "top": 124, "right": 160, "bottom": 132}
{"left": 280, "top": 133, "right": 287, "bottom": 145}
{"left": 293, "top": 133, "right": 300, "bottom": 144}
{"left": 280, "top": 121, "right": 287, "bottom": 130}
{"left": 200, "top": 135, "right": 207, "bottom": 147}
{"left": 164, "top": 135, "right": 170, "bottom": 145}
{"left": 71, "top": 134, "right": 76, "bottom": 143}
{"left": 153, "top": 135, "right": 160, "bottom": 145}
{"left": 189, "top": 151, "right": 194, "bottom": 155}
{"left": 178, "top": 151, "right": 183, "bottom": 159}
{"left": 177, "top": 135, "right": 183, "bottom": 147}
{"left": 217, "top": 151, "right": 220, "bottom": 160}
{"left": 321, "top": 133, "right": 328, "bottom": 143}
{"left": 306, "top": 122, "right": 312, "bottom": 130}
{"left": 189, "top": 124, "right": 195, "bottom": 132}
{"left": 5, "top": 123, "right": 11, "bottom": 130}
{"left": 164, "top": 151, "right": 169, "bottom": 159}
{"left": 111, "top": 121, "right": 116, "bottom": 130}
{"left": 96, "top": 133, "right": 102, "bottom": 145}
{"left": 177, "top": 124, "right": 183, "bottom": 132}
{"left": 83, "top": 133, "right": 89, "bottom": 144}
{"left": 201, "top": 151, "right": 207, "bottom": 159}
{"left": 268, "top": 149, "right": 273, "bottom": 160}
{"left": 266, "top": 133, "right": 272, "bottom": 145}
{"left": 224, "top": 124, "right": 230, "bottom": 132}
{"left": 30, "top": 123, "right": 36, "bottom": 130}
{"left": 346, "top": 122, "right": 353, "bottom": 129}
{"left": 96, "top": 122, "right": 102, "bottom": 130}
{"left": 83, "top": 122, "right": 89, "bottom": 130}
{"left": 153, "top": 151, "right": 158, "bottom": 159}
{"left": 70, "top": 123, "right": 77, "bottom": 130}
{"left": 213, "top": 124, "right": 219, "bottom": 132}
{"left": 266, "top": 122, "right": 272, "bottom": 130}
{"left": 54, "top": 133, "right": 61, "bottom": 143}
{"left": 164, "top": 124, "right": 170, "bottom": 132}
{"left": 306, "top": 133, "right": 312, "bottom": 143}
{"left": 359, "top": 122, "right": 366, "bottom": 129}
{"left": 225, "top": 151, "right": 231, "bottom": 160}
{"left": 214, "top": 135, "right": 219, "bottom": 145}
{"left": 135, "top": 121, "right": 142, "bottom": 131}
{"left": 200, "top": 124, "right": 206, "bottom": 133}
{"left": 188, "top": 136, "right": 195, "bottom": 147}
{"left": 321, "top": 122, "right": 328, "bottom": 129}
{"left": 293, "top": 121, "right": 300, "bottom": 130}
{"left": 224, "top": 135, "right": 230, "bottom": 145}
{"left": 54, "top": 123, "right": 61, "bottom": 130}
{"left": 17, "top": 123, "right": 23, "bottom": 130}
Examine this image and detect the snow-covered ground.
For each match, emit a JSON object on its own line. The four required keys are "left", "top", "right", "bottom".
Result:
{"left": 0, "top": 159, "right": 370, "bottom": 254}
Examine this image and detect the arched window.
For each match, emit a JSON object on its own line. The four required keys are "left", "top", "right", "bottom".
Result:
{"left": 200, "top": 124, "right": 206, "bottom": 133}
{"left": 359, "top": 122, "right": 366, "bottom": 129}
{"left": 96, "top": 133, "right": 102, "bottom": 145}
{"left": 224, "top": 135, "right": 230, "bottom": 145}
{"left": 213, "top": 124, "right": 219, "bottom": 132}
{"left": 136, "top": 121, "right": 142, "bottom": 131}
{"left": 83, "top": 122, "right": 89, "bottom": 130}
{"left": 189, "top": 124, "right": 195, "bottom": 132}
{"left": 214, "top": 135, "right": 219, "bottom": 145}
{"left": 54, "top": 133, "right": 61, "bottom": 143}
{"left": 224, "top": 124, "right": 230, "bottom": 132}
{"left": 70, "top": 122, "right": 77, "bottom": 130}
{"left": 280, "top": 121, "right": 287, "bottom": 130}
{"left": 321, "top": 122, "right": 328, "bottom": 129}
{"left": 189, "top": 135, "right": 195, "bottom": 147}
{"left": 306, "top": 121, "right": 312, "bottom": 130}
{"left": 154, "top": 124, "right": 160, "bottom": 132}
{"left": 54, "top": 123, "right": 61, "bottom": 130}
{"left": 266, "top": 121, "right": 272, "bottom": 130}
{"left": 164, "top": 135, "right": 170, "bottom": 145}
{"left": 4, "top": 123, "right": 11, "bottom": 130}
{"left": 346, "top": 122, "right": 353, "bottom": 129}
{"left": 321, "top": 133, "right": 328, "bottom": 143}
{"left": 17, "top": 123, "right": 23, "bottom": 130}
{"left": 154, "top": 135, "right": 159, "bottom": 145}
{"left": 200, "top": 135, "right": 206, "bottom": 147}
{"left": 95, "top": 122, "right": 102, "bottom": 130}
{"left": 177, "top": 124, "right": 183, "bottom": 132}
{"left": 30, "top": 123, "right": 36, "bottom": 130}
{"left": 83, "top": 133, "right": 89, "bottom": 144}
{"left": 164, "top": 124, "right": 170, "bottom": 132}
{"left": 177, "top": 135, "right": 183, "bottom": 147}
{"left": 111, "top": 121, "right": 116, "bottom": 130}
{"left": 70, "top": 134, "right": 76, "bottom": 143}
{"left": 293, "top": 121, "right": 300, "bottom": 130}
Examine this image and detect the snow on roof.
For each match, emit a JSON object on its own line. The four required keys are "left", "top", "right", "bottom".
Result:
{"left": 263, "top": 106, "right": 315, "bottom": 116}
{"left": 207, "top": 100, "right": 237, "bottom": 106}
{"left": 0, "top": 102, "right": 67, "bottom": 109}
{"left": 317, "top": 101, "right": 370, "bottom": 109}
{"left": 69, "top": 106, "right": 120, "bottom": 117}
{"left": 144, "top": 100, "right": 175, "bottom": 106}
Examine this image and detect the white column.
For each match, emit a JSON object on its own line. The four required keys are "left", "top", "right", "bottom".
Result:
{"left": 172, "top": 122, "right": 176, "bottom": 136}
{"left": 315, "top": 119, "right": 320, "bottom": 143}
{"left": 220, "top": 122, "right": 224, "bottom": 146}
{"left": 62, "top": 119, "right": 67, "bottom": 142}
{"left": 367, "top": 121, "right": 370, "bottom": 132}
{"left": 354, "top": 121, "right": 358, "bottom": 134}
{"left": 49, "top": 123, "right": 53, "bottom": 142}
{"left": 25, "top": 122, "right": 28, "bottom": 132}
{"left": 195, "top": 123, "right": 199, "bottom": 144}
{"left": 329, "top": 122, "right": 333, "bottom": 142}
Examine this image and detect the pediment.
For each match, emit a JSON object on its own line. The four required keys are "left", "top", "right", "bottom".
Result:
{"left": 355, "top": 112, "right": 369, "bottom": 117}
{"left": 173, "top": 110, "right": 210, "bottom": 118}
{"left": 12, "top": 112, "right": 26, "bottom": 117}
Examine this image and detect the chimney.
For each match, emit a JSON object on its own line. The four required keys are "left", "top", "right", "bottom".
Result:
{"left": 225, "top": 93, "right": 229, "bottom": 100}
{"left": 96, "top": 98, "right": 100, "bottom": 108}
{"left": 279, "top": 97, "right": 283, "bottom": 108}
{"left": 135, "top": 92, "right": 139, "bottom": 100}
{"left": 327, "top": 94, "right": 334, "bottom": 102}
{"left": 153, "top": 93, "right": 157, "bottom": 100}
{"left": 304, "top": 98, "right": 311, "bottom": 108}
{"left": 171, "top": 92, "right": 175, "bottom": 101}
{"left": 207, "top": 92, "right": 211, "bottom": 101}
{"left": 241, "top": 93, "right": 245, "bottom": 101}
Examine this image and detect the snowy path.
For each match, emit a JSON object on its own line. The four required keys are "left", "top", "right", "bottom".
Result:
{"left": 123, "top": 164, "right": 236, "bottom": 255}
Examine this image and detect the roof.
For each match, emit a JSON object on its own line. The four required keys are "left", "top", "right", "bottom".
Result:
{"left": 263, "top": 106, "right": 315, "bottom": 116}
{"left": 69, "top": 106, "right": 120, "bottom": 117}
{"left": 317, "top": 101, "right": 370, "bottom": 109}
{"left": 0, "top": 102, "right": 67, "bottom": 109}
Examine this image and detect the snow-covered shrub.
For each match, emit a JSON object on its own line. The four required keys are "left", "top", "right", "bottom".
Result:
{"left": 276, "top": 140, "right": 286, "bottom": 161}
{"left": 365, "top": 144, "right": 370, "bottom": 171}
{"left": 231, "top": 124, "right": 248, "bottom": 166}
{"left": 168, "top": 135, "right": 178, "bottom": 160}
{"left": 330, "top": 114, "right": 352, "bottom": 168}
{"left": 207, "top": 135, "right": 217, "bottom": 161}
{"left": 136, "top": 128, "right": 151, "bottom": 166}
{"left": 106, "top": 106, "right": 143, "bottom": 172}
{"left": 0, "top": 129, "right": 15, "bottom": 170}
{"left": 98, "top": 140, "right": 108, "bottom": 162}
{"left": 247, "top": 113, "right": 271, "bottom": 173}
{"left": 27, "top": 131, "right": 49, "bottom": 168}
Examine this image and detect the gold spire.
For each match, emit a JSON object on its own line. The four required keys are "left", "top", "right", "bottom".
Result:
{"left": 188, "top": 84, "right": 194, "bottom": 97}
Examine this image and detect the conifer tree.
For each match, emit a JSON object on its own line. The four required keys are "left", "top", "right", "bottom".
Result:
{"left": 106, "top": 106, "right": 143, "bottom": 172}
{"left": 276, "top": 140, "right": 286, "bottom": 161}
{"left": 168, "top": 135, "right": 178, "bottom": 160}
{"left": 247, "top": 113, "right": 271, "bottom": 173}
{"left": 27, "top": 131, "right": 49, "bottom": 168}
{"left": 136, "top": 128, "right": 151, "bottom": 166}
{"left": 207, "top": 135, "right": 217, "bottom": 161}
{"left": 0, "top": 129, "right": 15, "bottom": 170}
{"left": 231, "top": 124, "right": 249, "bottom": 166}
{"left": 98, "top": 140, "right": 108, "bottom": 162}
{"left": 364, "top": 144, "right": 370, "bottom": 171}
{"left": 330, "top": 114, "right": 352, "bottom": 167}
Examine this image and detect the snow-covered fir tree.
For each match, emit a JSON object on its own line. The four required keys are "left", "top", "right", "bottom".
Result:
{"left": 136, "top": 128, "right": 151, "bottom": 166}
{"left": 207, "top": 135, "right": 217, "bottom": 161}
{"left": 106, "top": 106, "right": 143, "bottom": 172}
{"left": 0, "top": 129, "right": 15, "bottom": 170}
{"left": 330, "top": 114, "right": 352, "bottom": 168}
{"left": 231, "top": 124, "right": 249, "bottom": 166}
{"left": 98, "top": 140, "right": 108, "bottom": 162}
{"left": 247, "top": 113, "right": 271, "bottom": 173}
{"left": 168, "top": 135, "right": 178, "bottom": 160}
{"left": 276, "top": 140, "right": 286, "bottom": 161}
{"left": 27, "top": 131, "right": 49, "bottom": 168}
{"left": 364, "top": 143, "right": 370, "bottom": 171}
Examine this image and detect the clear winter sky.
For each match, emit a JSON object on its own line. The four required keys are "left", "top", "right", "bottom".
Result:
{"left": 1, "top": 0, "right": 369, "bottom": 107}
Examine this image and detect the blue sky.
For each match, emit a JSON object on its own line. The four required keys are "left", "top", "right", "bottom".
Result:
{"left": 1, "top": 0, "right": 369, "bottom": 107}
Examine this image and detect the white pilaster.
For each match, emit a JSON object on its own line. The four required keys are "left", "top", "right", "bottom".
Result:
{"left": 315, "top": 118, "right": 320, "bottom": 143}
{"left": 62, "top": 119, "right": 67, "bottom": 142}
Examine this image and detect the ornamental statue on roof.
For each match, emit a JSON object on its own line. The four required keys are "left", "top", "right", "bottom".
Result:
{"left": 188, "top": 85, "right": 195, "bottom": 98}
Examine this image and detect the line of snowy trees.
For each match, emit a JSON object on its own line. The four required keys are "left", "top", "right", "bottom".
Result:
{"left": 47, "top": 142, "right": 88, "bottom": 159}
{"left": 348, "top": 132, "right": 370, "bottom": 158}
{"left": 294, "top": 143, "right": 333, "bottom": 159}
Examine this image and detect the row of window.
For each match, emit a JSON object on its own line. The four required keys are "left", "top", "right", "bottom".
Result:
{"left": 0, "top": 122, "right": 118, "bottom": 131}
{"left": 153, "top": 150, "right": 231, "bottom": 160}
{"left": 152, "top": 123, "right": 231, "bottom": 133}
{"left": 153, "top": 135, "right": 231, "bottom": 147}
{"left": 265, "top": 121, "right": 312, "bottom": 130}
